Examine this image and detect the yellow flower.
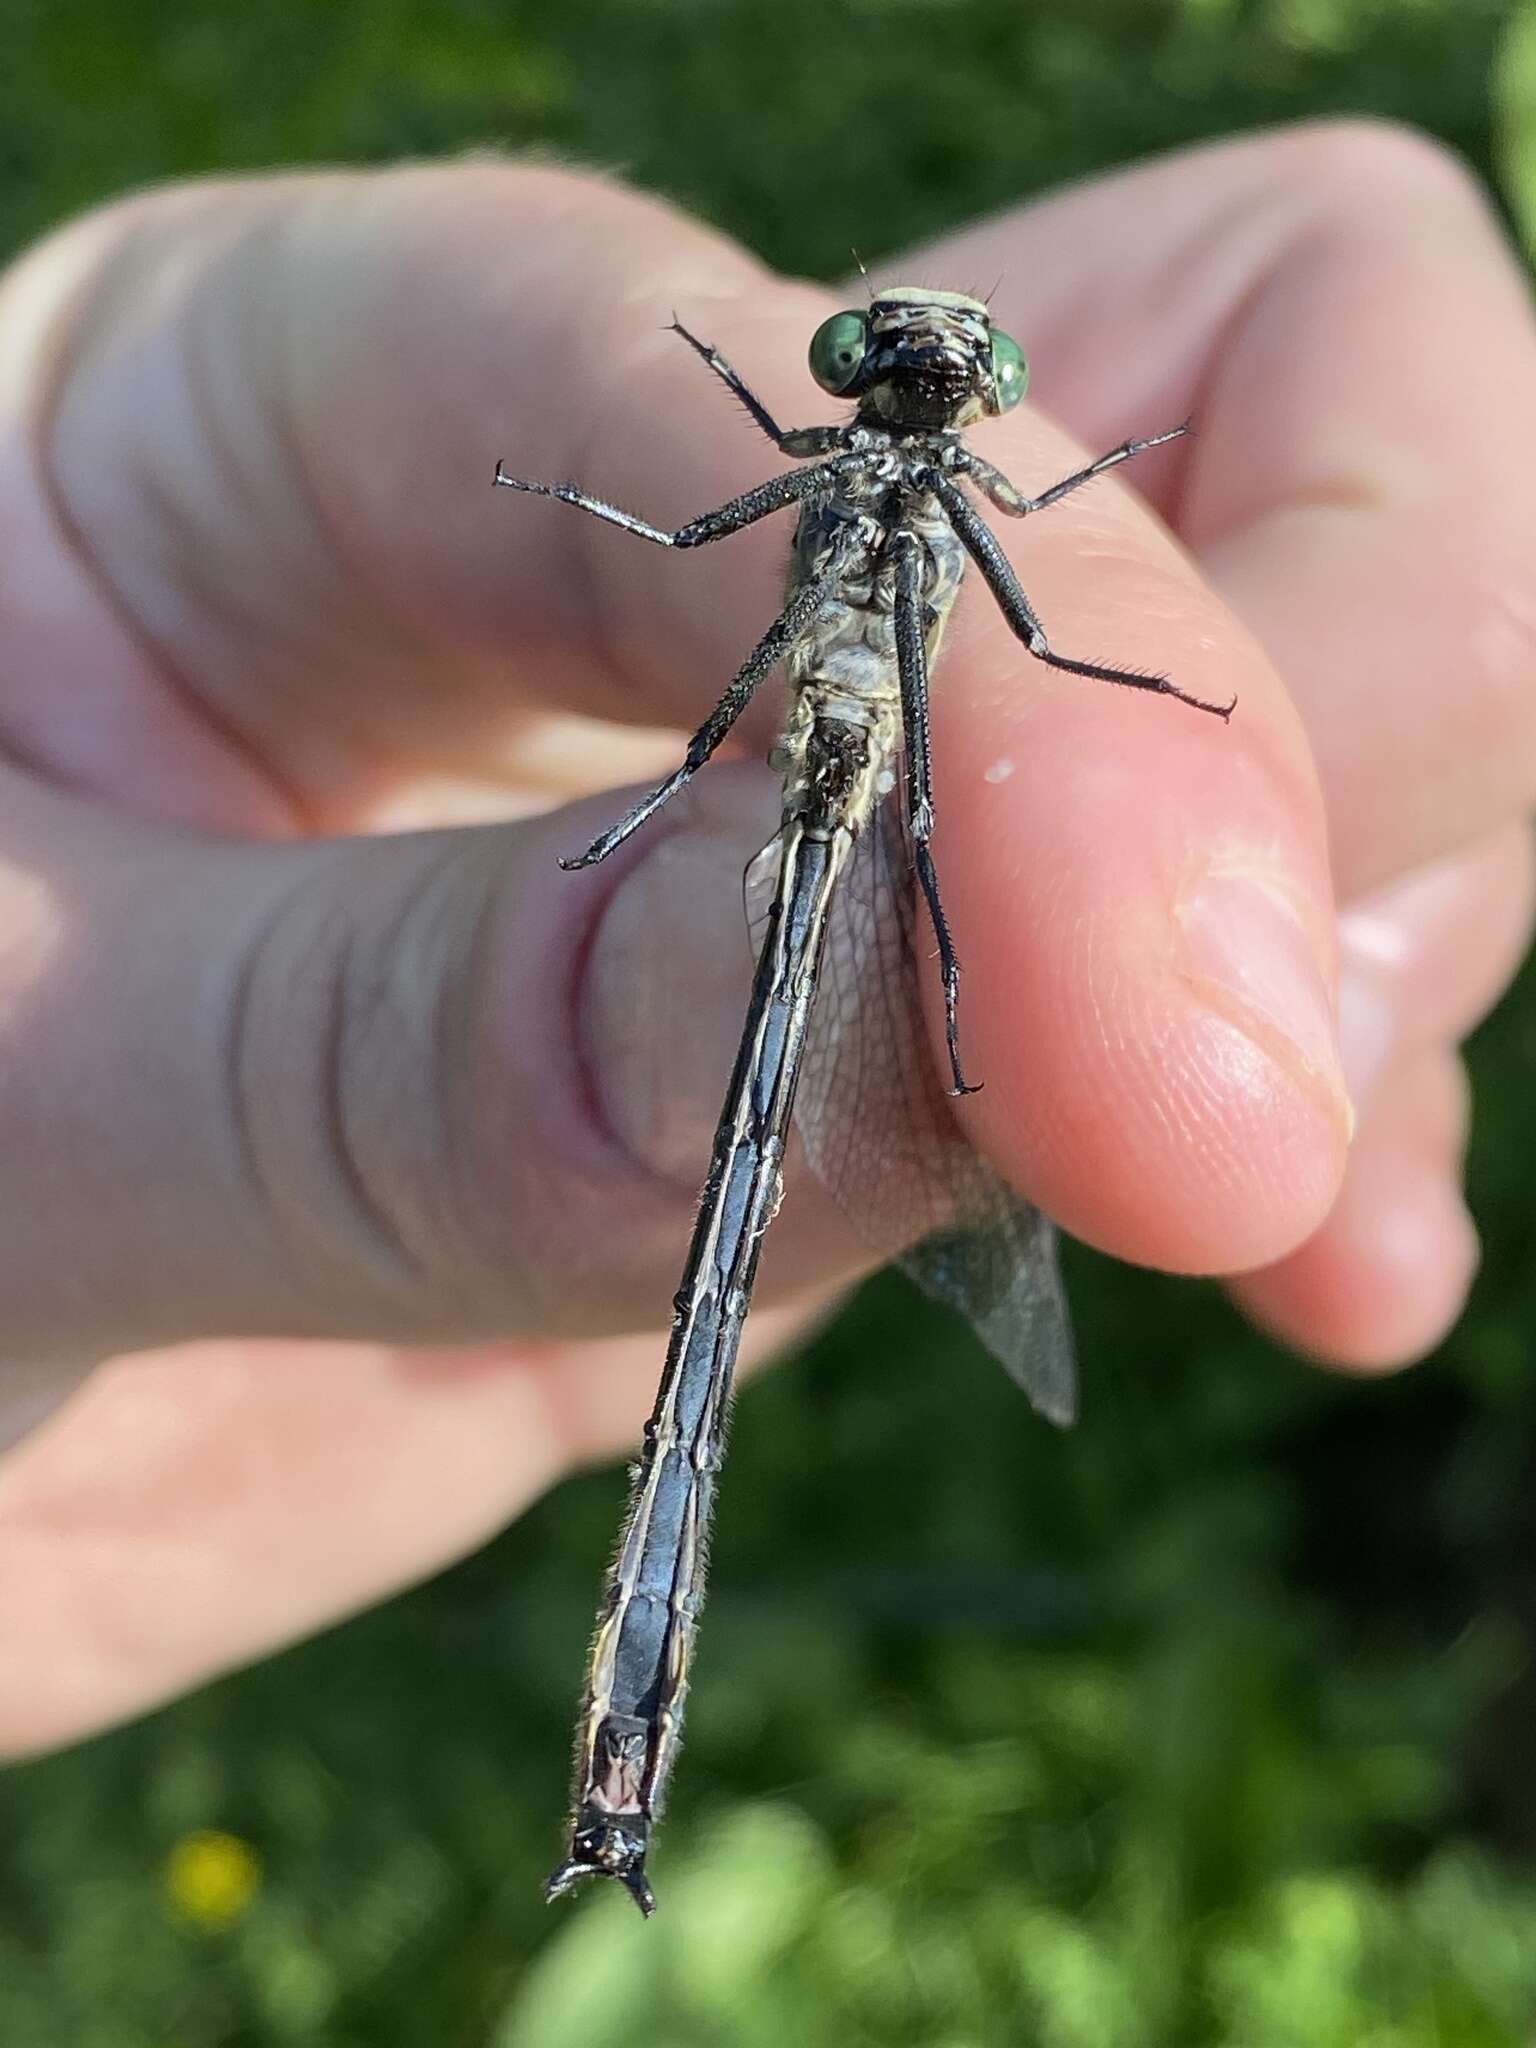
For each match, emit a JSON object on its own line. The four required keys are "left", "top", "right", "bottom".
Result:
{"left": 164, "top": 1829, "right": 262, "bottom": 1930}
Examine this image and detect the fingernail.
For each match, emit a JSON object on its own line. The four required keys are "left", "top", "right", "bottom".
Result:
{"left": 1334, "top": 966, "right": 1396, "bottom": 1114}
{"left": 1176, "top": 857, "right": 1353, "bottom": 1138}
{"left": 1333, "top": 903, "right": 1412, "bottom": 1115}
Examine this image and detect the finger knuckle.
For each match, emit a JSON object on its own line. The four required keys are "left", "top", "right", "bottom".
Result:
{"left": 225, "top": 843, "right": 498, "bottom": 1328}
{"left": 1279, "top": 116, "right": 1497, "bottom": 230}
{"left": 1277, "top": 116, "right": 1499, "bottom": 214}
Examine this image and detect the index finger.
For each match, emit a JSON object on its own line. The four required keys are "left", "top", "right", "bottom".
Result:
{"left": 32, "top": 165, "right": 1349, "bottom": 1273}
{"left": 910, "top": 119, "right": 1536, "bottom": 899}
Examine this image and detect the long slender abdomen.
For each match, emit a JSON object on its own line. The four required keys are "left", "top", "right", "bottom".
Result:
{"left": 546, "top": 816, "right": 851, "bottom": 1914}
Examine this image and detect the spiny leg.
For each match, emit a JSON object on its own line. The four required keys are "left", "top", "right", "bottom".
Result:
{"left": 964, "top": 423, "right": 1189, "bottom": 519}
{"left": 493, "top": 452, "right": 842, "bottom": 548}
{"left": 892, "top": 531, "right": 979, "bottom": 1097}
{"left": 929, "top": 476, "right": 1236, "bottom": 719}
{"left": 668, "top": 319, "right": 844, "bottom": 459}
{"left": 561, "top": 543, "right": 851, "bottom": 870}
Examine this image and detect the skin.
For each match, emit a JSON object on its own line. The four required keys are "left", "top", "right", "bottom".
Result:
{"left": 0, "top": 121, "right": 1532, "bottom": 1755}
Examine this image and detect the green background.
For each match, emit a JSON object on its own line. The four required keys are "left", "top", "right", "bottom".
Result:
{"left": 4, "top": 1, "right": 1536, "bottom": 2042}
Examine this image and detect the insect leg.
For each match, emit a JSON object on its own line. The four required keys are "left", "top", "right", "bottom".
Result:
{"left": 963, "top": 423, "right": 1188, "bottom": 518}
{"left": 494, "top": 453, "right": 842, "bottom": 548}
{"left": 667, "top": 320, "right": 846, "bottom": 458}
{"left": 560, "top": 552, "right": 842, "bottom": 870}
{"left": 892, "top": 531, "right": 980, "bottom": 1097}
{"left": 929, "top": 477, "right": 1235, "bottom": 719}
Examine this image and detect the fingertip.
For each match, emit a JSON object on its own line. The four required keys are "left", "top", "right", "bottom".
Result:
{"left": 940, "top": 645, "right": 1347, "bottom": 1276}
{"left": 1233, "top": 1163, "right": 1478, "bottom": 1373}
{"left": 997, "top": 980, "right": 1352, "bottom": 1278}
{"left": 1229, "top": 1051, "right": 1478, "bottom": 1371}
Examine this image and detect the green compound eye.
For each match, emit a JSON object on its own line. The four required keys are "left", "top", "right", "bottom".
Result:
{"left": 808, "top": 310, "right": 868, "bottom": 394}
{"left": 990, "top": 329, "right": 1028, "bottom": 412}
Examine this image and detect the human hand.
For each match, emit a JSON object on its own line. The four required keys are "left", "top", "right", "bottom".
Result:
{"left": 0, "top": 122, "right": 1530, "bottom": 1753}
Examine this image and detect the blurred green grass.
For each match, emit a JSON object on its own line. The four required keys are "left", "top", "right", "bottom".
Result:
{"left": 2, "top": 1, "right": 1536, "bottom": 2042}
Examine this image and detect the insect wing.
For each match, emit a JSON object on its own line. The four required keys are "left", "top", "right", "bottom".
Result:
{"left": 745, "top": 796, "right": 1076, "bottom": 1425}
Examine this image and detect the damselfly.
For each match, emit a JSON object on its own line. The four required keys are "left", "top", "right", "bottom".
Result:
{"left": 495, "top": 285, "right": 1232, "bottom": 1914}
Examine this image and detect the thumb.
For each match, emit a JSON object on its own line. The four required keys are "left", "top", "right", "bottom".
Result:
{"left": 0, "top": 761, "right": 852, "bottom": 1369}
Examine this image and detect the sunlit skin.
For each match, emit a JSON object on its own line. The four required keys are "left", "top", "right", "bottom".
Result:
{"left": 0, "top": 126, "right": 1531, "bottom": 1762}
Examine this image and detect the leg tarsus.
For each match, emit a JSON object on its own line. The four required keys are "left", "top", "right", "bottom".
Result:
{"left": 492, "top": 469, "right": 674, "bottom": 545}
{"left": 1031, "top": 639, "right": 1236, "bottom": 720}
{"left": 914, "top": 844, "right": 980, "bottom": 1098}
{"left": 966, "top": 421, "right": 1189, "bottom": 518}
{"left": 558, "top": 765, "right": 689, "bottom": 871}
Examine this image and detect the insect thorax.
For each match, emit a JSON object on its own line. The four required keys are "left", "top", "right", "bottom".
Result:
{"left": 783, "top": 443, "right": 965, "bottom": 744}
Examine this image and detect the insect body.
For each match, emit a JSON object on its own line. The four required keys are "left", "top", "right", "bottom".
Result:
{"left": 495, "top": 285, "right": 1230, "bottom": 1915}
